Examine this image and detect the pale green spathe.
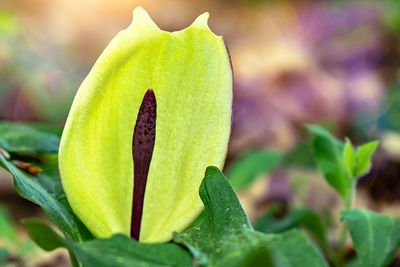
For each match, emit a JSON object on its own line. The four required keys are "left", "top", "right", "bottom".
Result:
{"left": 59, "top": 7, "right": 232, "bottom": 243}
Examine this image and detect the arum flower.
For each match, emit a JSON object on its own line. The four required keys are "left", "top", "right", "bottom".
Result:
{"left": 59, "top": 7, "right": 232, "bottom": 243}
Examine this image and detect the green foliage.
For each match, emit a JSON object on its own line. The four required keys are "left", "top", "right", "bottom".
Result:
{"left": 0, "top": 121, "right": 395, "bottom": 266}
{"left": 282, "top": 138, "right": 315, "bottom": 167}
{"left": 354, "top": 141, "right": 379, "bottom": 177}
{"left": 306, "top": 125, "right": 351, "bottom": 199}
{"left": 0, "top": 207, "right": 18, "bottom": 264}
{"left": 0, "top": 205, "right": 39, "bottom": 264}
{"left": 0, "top": 154, "right": 92, "bottom": 242}
{"left": 0, "top": 122, "right": 60, "bottom": 153}
{"left": 24, "top": 167, "right": 328, "bottom": 267}
{"left": 174, "top": 167, "right": 328, "bottom": 267}
{"left": 0, "top": 121, "right": 91, "bottom": 242}
{"left": 307, "top": 125, "right": 378, "bottom": 202}
{"left": 23, "top": 220, "right": 65, "bottom": 252}
{"left": 226, "top": 150, "right": 283, "bottom": 190}
{"left": 254, "top": 207, "right": 329, "bottom": 253}
{"left": 306, "top": 125, "right": 394, "bottom": 266}
{"left": 0, "top": 205, "right": 18, "bottom": 242}
{"left": 342, "top": 209, "right": 400, "bottom": 267}
{"left": 0, "top": 248, "right": 9, "bottom": 264}
{"left": 343, "top": 139, "right": 379, "bottom": 178}
{"left": 265, "top": 230, "right": 328, "bottom": 267}
{"left": 342, "top": 138, "right": 356, "bottom": 176}
{"left": 382, "top": 0, "right": 400, "bottom": 31}
{"left": 34, "top": 154, "right": 65, "bottom": 196}
{"left": 24, "top": 220, "right": 193, "bottom": 267}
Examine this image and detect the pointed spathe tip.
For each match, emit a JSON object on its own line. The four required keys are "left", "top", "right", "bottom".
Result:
{"left": 132, "top": 6, "right": 149, "bottom": 19}
{"left": 131, "top": 7, "right": 160, "bottom": 31}
{"left": 191, "top": 12, "right": 210, "bottom": 29}
{"left": 189, "top": 12, "right": 223, "bottom": 38}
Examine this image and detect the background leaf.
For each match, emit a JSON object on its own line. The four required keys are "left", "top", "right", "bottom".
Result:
{"left": 354, "top": 141, "right": 379, "bottom": 177}
{"left": 343, "top": 138, "right": 356, "bottom": 176}
{"left": 342, "top": 209, "right": 400, "bottom": 267}
{"left": 0, "top": 122, "right": 60, "bottom": 153}
{"left": 306, "top": 125, "right": 351, "bottom": 199}
{"left": 254, "top": 207, "right": 329, "bottom": 253}
{"left": 281, "top": 138, "right": 315, "bottom": 167}
{"left": 0, "top": 247, "right": 9, "bottom": 264}
{"left": 265, "top": 230, "right": 328, "bottom": 267}
{"left": 0, "top": 205, "right": 18, "bottom": 242}
{"left": 0, "top": 122, "right": 92, "bottom": 242}
{"left": 22, "top": 219, "right": 66, "bottom": 251}
{"left": 226, "top": 149, "right": 283, "bottom": 190}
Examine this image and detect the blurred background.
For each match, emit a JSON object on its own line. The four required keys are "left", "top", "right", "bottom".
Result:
{"left": 1, "top": 0, "right": 400, "bottom": 266}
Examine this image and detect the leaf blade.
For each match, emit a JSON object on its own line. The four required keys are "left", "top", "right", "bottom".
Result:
{"left": 354, "top": 141, "right": 379, "bottom": 177}
{"left": 0, "top": 154, "right": 91, "bottom": 242}
{"left": 227, "top": 150, "right": 283, "bottom": 190}
{"left": 0, "top": 122, "right": 60, "bottom": 153}
{"left": 175, "top": 167, "right": 328, "bottom": 267}
{"left": 342, "top": 209, "right": 400, "bottom": 267}
{"left": 306, "top": 125, "right": 351, "bottom": 198}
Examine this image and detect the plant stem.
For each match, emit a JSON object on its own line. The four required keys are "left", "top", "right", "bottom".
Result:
{"left": 334, "top": 183, "right": 355, "bottom": 266}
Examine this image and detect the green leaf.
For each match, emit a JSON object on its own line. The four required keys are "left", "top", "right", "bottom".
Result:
{"left": 35, "top": 154, "right": 65, "bottom": 196}
{"left": 6, "top": 152, "right": 64, "bottom": 198}
{"left": 174, "top": 167, "right": 328, "bottom": 267}
{"left": 343, "top": 138, "right": 356, "bottom": 177}
{"left": 0, "top": 154, "right": 92, "bottom": 242}
{"left": 0, "top": 205, "right": 18, "bottom": 242}
{"left": 0, "top": 122, "right": 60, "bottom": 153}
{"left": 282, "top": 138, "right": 315, "bottom": 167}
{"left": 59, "top": 7, "right": 232, "bottom": 243}
{"left": 354, "top": 141, "right": 379, "bottom": 178}
{"left": 265, "top": 230, "right": 328, "bottom": 267}
{"left": 69, "top": 235, "right": 193, "bottom": 267}
{"left": 23, "top": 219, "right": 65, "bottom": 251}
{"left": 306, "top": 125, "right": 341, "bottom": 146}
{"left": 382, "top": 0, "right": 400, "bottom": 31}
{"left": 0, "top": 247, "right": 9, "bottom": 263}
{"left": 227, "top": 149, "right": 283, "bottom": 190}
{"left": 342, "top": 209, "right": 400, "bottom": 267}
{"left": 254, "top": 207, "right": 329, "bottom": 253}
{"left": 342, "top": 139, "right": 378, "bottom": 179}
{"left": 199, "top": 166, "right": 253, "bottom": 234}
{"left": 23, "top": 220, "right": 81, "bottom": 267}
{"left": 24, "top": 220, "right": 193, "bottom": 267}
{"left": 306, "top": 125, "right": 351, "bottom": 199}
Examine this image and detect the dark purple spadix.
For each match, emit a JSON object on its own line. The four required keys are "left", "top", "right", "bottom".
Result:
{"left": 131, "top": 89, "right": 156, "bottom": 240}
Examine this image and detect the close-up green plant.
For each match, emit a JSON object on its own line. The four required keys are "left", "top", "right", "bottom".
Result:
{"left": 1, "top": 2, "right": 400, "bottom": 267}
